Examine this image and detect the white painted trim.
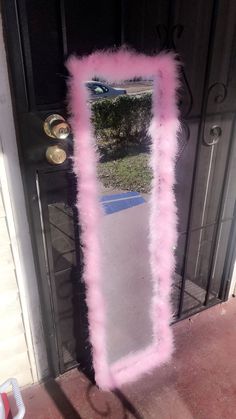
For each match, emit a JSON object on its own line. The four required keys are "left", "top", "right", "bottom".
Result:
{"left": 0, "top": 146, "right": 36, "bottom": 382}
{"left": 229, "top": 262, "right": 236, "bottom": 296}
{"left": 0, "top": 13, "right": 49, "bottom": 382}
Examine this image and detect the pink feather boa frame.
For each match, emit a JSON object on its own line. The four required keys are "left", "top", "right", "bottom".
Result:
{"left": 66, "top": 49, "right": 180, "bottom": 390}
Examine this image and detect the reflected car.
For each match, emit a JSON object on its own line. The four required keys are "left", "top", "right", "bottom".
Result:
{"left": 86, "top": 81, "right": 126, "bottom": 100}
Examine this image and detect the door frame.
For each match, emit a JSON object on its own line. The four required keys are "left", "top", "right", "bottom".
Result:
{"left": 0, "top": 7, "right": 50, "bottom": 382}
{"left": 1, "top": 0, "right": 61, "bottom": 377}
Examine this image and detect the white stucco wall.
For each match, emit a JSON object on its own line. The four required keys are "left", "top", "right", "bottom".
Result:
{"left": 0, "top": 13, "right": 49, "bottom": 386}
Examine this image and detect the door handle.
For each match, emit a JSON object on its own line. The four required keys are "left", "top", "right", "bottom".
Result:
{"left": 44, "top": 114, "right": 70, "bottom": 140}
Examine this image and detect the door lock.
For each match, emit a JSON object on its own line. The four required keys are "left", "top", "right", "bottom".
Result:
{"left": 44, "top": 114, "right": 70, "bottom": 140}
{"left": 204, "top": 125, "right": 222, "bottom": 146}
{"left": 46, "top": 145, "right": 67, "bottom": 165}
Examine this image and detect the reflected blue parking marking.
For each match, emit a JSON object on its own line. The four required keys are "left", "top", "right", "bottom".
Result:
{"left": 101, "top": 191, "right": 140, "bottom": 202}
{"left": 101, "top": 192, "right": 145, "bottom": 215}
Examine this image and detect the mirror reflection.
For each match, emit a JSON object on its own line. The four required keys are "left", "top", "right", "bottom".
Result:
{"left": 90, "top": 79, "right": 155, "bottom": 365}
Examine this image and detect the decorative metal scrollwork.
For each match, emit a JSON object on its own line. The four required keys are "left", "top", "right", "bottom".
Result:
{"left": 156, "top": 23, "right": 193, "bottom": 118}
{"left": 172, "top": 25, "right": 193, "bottom": 118}
{"left": 208, "top": 82, "right": 228, "bottom": 104}
{"left": 156, "top": 22, "right": 228, "bottom": 148}
{"left": 170, "top": 24, "right": 184, "bottom": 50}
{"left": 156, "top": 24, "right": 168, "bottom": 50}
{"left": 176, "top": 119, "right": 190, "bottom": 163}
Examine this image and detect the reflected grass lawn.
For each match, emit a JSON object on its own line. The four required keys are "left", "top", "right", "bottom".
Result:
{"left": 98, "top": 152, "right": 152, "bottom": 193}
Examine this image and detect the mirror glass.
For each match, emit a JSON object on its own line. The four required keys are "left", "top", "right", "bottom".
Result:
{"left": 90, "top": 79, "right": 154, "bottom": 365}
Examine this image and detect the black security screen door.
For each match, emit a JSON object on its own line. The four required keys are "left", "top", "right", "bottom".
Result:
{"left": 2, "top": 0, "right": 236, "bottom": 377}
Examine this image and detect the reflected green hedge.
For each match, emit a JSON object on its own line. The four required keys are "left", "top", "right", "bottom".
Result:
{"left": 91, "top": 93, "right": 152, "bottom": 161}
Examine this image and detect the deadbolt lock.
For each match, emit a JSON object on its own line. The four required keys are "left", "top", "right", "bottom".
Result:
{"left": 210, "top": 125, "right": 222, "bottom": 139}
{"left": 44, "top": 114, "right": 70, "bottom": 140}
{"left": 46, "top": 145, "right": 67, "bottom": 165}
{"left": 204, "top": 125, "right": 222, "bottom": 146}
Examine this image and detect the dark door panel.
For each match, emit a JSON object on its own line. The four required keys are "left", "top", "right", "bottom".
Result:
{"left": 38, "top": 170, "right": 91, "bottom": 375}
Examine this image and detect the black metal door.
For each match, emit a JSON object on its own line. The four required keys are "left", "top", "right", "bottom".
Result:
{"left": 2, "top": 0, "right": 236, "bottom": 377}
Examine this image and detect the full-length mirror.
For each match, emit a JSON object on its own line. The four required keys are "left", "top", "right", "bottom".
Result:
{"left": 67, "top": 50, "right": 179, "bottom": 389}
{"left": 91, "top": 80, "right": 154, "bottom": 366}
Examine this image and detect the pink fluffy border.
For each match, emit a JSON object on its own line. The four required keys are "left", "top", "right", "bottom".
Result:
{"left": 66, "top": 49, "right": 180, "bottom": 390}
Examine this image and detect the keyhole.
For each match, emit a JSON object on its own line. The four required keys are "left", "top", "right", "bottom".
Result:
{"left": 210, "top": 125, "right": 222, "bottom": 139}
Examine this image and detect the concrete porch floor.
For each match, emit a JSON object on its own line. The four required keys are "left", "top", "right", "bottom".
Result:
{"left": 14, "top": 298, "right": 236, "bottom": 418}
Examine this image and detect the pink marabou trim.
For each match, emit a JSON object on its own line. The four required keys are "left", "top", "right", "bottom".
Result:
{"left": 66, "top": 49, "right": 180, "bottom": 390}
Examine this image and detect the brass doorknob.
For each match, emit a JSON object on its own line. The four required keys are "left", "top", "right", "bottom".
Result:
{"left": 46, "top": 145, "right": 67, "bottom": 165}
{"left": 44, "top": 114, "right": 70, "bottom": 140}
